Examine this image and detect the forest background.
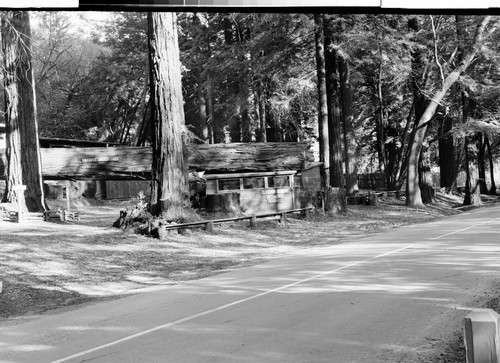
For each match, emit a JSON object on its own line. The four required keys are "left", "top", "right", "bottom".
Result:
{"left": 1, "top": 11, "right": 500, "bottom": 208}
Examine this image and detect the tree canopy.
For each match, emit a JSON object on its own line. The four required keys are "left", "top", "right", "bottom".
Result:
{"left": 2, "top": 12, "right": 500, "bottom": 206}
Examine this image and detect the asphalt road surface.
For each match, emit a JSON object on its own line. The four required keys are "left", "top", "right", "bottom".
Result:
{"left": 2, "top": 205, "right": 500, "bottom": 363}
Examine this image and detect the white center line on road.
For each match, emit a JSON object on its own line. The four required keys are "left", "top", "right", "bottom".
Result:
{"left": 429, "top": 216, "right": 500, "bottom": 240}
{"left": 51, "top": 214, "right": 500, "bottom": 363}
{"left": 50, "top": 244, "right": 415, "bottom": 363}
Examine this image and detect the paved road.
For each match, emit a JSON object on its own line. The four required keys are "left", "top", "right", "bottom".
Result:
{"left": 2, "top": 205, "right": 500, "bottom": 363}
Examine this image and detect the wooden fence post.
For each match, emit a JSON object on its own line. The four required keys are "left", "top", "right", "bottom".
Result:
{"left": 464, "top": 309, "right": 500, "bottom": 363}
{"left": 280, "top": 212, "right": 286, "bottom": 225}
{"left": 206, "top": 221, "right": 214, "bottom": 233}
{"left": 249, "top": 215, "right": 257, "bottom": 228}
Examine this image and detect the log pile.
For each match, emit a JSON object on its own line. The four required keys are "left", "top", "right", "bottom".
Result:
{"left": 0, "top": 142, "right": 313, "bottom": 180}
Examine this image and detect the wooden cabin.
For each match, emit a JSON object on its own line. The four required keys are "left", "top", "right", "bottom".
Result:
{"left": 204, "top": 162, "right": 322, "bottom": 215}
{"left": 0, "top": 141, "right": 322, "bottom": 212}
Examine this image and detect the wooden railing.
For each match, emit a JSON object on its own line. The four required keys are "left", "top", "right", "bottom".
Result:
{"left": 148, "top": 207, "right": 314, "bottom": 233}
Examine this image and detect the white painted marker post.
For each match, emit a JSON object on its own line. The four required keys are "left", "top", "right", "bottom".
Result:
{"left": 464, "top": 309, "right": 500, "bottom": 363}
{"left": 65, "top": 180, "right": 71, "bottom": 213}
{"left": 12, "top": 185, "right": 26, "bottom": 223}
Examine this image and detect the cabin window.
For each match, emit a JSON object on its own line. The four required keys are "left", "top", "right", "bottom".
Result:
{"left": 268, "top": 175, "right": 290, "bottom": 188}
{"left": 294, "top": 174, "right": 303, "bottom": 188}
{"left": 243, "top": 177, "right": 265, "bottom": 189}
{"left": 218, "top": 178, "right": 241, "bottom": 191}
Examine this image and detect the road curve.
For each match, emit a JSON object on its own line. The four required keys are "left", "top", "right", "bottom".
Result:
{"left": 2, "top": 205, "right": 500, "bottom": 363}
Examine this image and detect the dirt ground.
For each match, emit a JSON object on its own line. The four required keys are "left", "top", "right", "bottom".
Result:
{"left": 1, "top": 192, "right": 500, "bottom": 362}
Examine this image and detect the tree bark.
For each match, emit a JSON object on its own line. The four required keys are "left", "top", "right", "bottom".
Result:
{"left": 323, "top": 14, "right": 343, "bottom": 188}
{"left": 438, "top": 114, "right": 456, "bottom": 191}
{"left": 463, "top": 138, "right": 482, "bottom": 207}
{"left": 477, "top": 134, "right": 488, "bottom": 194}
{"left": 1, "top": 11, "right": 47, "bottom": 212}
{"left": 135, "top": 95, "right": 151, "bottom": 147}
{"left": 147, "top": 12, "right": 189, "bottom": 219}
{"left": 376, "top": 44, "right": 387, "bottom": 176}
{"left": 257, "top": 85, "right": 267, "bottom": 143}
{"left": 199, "top": 78, "right": 209, "bottom": 143}
{"left": 418, "top": 147, "right": 435, "bottom": 204}
{"left": 485, "top": 136, "right": 497, "bottom": 195}
{"left": 206, "top": 73, "right": 215, "bottom": 143}
{"left": 338, "top": 47, "right": 358, "bottom": 195}
{"left": 314, "top": 14, "right": 330, "bottom": 189}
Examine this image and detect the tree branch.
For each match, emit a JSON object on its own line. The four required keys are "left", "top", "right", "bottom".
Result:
{"left": 430, "top": 15, "right": 445, "bottom": 87}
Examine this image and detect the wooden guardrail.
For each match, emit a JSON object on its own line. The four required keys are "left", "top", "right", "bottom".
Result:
{"left": 148, "top": 207, "right": 314, "bottom": 234}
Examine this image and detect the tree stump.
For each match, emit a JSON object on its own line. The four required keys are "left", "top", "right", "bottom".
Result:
{"left": 324, "top": 187, "right": 347, "bottom": 215}
{"left": 368, "top": 192, "right": 379, "bottom": 206}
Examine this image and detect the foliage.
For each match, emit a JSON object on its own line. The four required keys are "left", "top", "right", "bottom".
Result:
{"left": 15, "top": 12, "right": 499, "bottom": 196}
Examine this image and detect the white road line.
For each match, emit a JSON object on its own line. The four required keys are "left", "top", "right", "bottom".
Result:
{"left": 429, "top": 216, "right": 500, "bottom": 240}
{"left": 51, "top": 214, "right": 500, "bottom": 363}
{"left": 50, "top": 244, "right": 414, "bottom": 363}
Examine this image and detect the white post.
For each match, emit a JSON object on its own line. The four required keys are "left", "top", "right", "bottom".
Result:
{"left": 12, "top": 185, "right": 26, "bottom": 223}
{"left": 464, "top": 309, "right": 500, "bottom": 363}
{"left": 65, "top": 180, "right": 71, "bottom": 212}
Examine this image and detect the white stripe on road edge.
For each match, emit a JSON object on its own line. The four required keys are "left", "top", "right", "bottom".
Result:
{"left": 52, "top": 214, "right": 500, "bottom": 363}
{"left": 429, "top": 216, "right": 500, "bottom": 240}
{"left": 50, "top": 244, "right": 413, "bottom": 363}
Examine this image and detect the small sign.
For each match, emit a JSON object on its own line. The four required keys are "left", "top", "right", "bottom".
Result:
{"left": 12, "top": 185, "right": 27, "bottom": 191}
{"left": 81, "top": 157, "right": 120, "bottom": 163}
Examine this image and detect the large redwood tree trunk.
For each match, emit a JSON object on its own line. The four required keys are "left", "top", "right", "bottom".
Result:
{"left": 323, "top": 14, "right": 344, "bottom": 189}
{"left": 1, "top": 11, "right": 46, "bottom": 212}
{"left": 314, "top": 14, "right": 330, "bottom": 189}
{"left": 338, "top": 47, "right": 359, "bottom": 195}
{"left": 147, "top": 12, "right": 189, "bottom": 219}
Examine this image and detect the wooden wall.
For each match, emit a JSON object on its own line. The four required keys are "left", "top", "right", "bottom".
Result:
{"left": 106, "top": 180, "right": 150, "bottom": 199}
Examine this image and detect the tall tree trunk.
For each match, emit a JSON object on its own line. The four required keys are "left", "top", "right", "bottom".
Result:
{"left": 406, "top": 17, "right": 430, "bottom": 206}
{"left": 407, "top": 16, "right": 498, "bottom": 207}
{"left": 136, "top": 96, "right": 151, "bottom": 147}
{"left": 394, "top": 101, "right": 415, "bottom": 193}
{"left": 376, "top": 44, "right": 387, "bottom": 176}
{"left": 485, "top": 136, "right": 497, "bottom": 195}
{"left": 438, "top": 114, "right": 456, "bottom": 191}
{"left": 314, "top": 14, "right": 330, "bottom": 189}
{"left": 241, "top": 81, "right": 255, "bottom": 143}
{"left": 463, "top": 137, "right": 482, "bottom": 206}
{"left": 147, "top": 12, "right": 189, "bottom": 219}
{"left": 323, "top": 14, "right": 343, "bottom": 188}
{"left": 477, "top": 133, "right": 488, "bottom": 194}
{"left": 461, "top": 92, "right": 481, "bottom": 206}
{"left": 206, "top": 73, "right": 215, "bottom": 143}
{"left": 257, "top": 83, "right": 267, "bottom": 143}
{"left": 419, "top": 146, "right": 435, "bottom": 204}
{"left": 1, "top": 11, "right": 46, "bottom": 212}
{"left": 199, "top": 79, "right": 209, "bottom": 143}
{"left": 338, "top": 48, "right": 358, "bottom": 195}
